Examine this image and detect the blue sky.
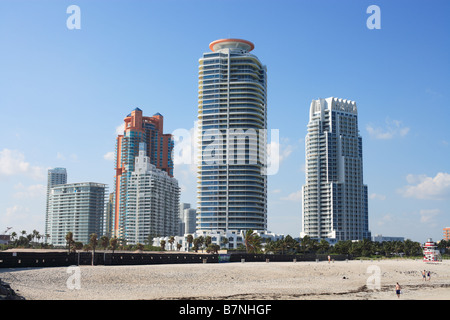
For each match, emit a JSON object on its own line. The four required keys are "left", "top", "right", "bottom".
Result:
{"left": 0, "top": 0, "right": 448, "bottom": 242}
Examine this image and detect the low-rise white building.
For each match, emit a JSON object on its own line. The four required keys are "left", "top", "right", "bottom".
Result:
{"left": 153, "top": 229, "right": 283, "bottom": 252}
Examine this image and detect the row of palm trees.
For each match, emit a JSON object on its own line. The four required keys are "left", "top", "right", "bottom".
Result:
{"left": 7, "top": 230, "right": 46, "bottom": 248}
{"left": 249, "top": 233, "right": 433, "bottom": 258}
{"left": 5, "top": 229, "right": 448, "bottom": 259}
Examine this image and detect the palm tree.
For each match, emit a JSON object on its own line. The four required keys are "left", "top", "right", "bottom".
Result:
{"left": 197, "top": 236, "right": 205, "bottom": 252}
{"left": 160, "top": 240, "right": 166, "bottom": 251}
{"left": 244, "top": 229, "right": 262, "bottom": 253}
{"left": 221, "top": 237, "right": 229, "bottom": 249}
{"left": 65, "top": 232, "right": 74, "bottom": 253}
{"left": 89, "top": 233, "right": 98, "bottom": 266}
{"left": 193, "top": 238, "right": 200, "bottom": 253}
{"left": 300, "top": 235, "right": 313, "bottom": 253}
{"left": 168, "top": 236, "right": 175, "bottom": 251}
{"left": 100, "top": 235, "right": 109, "bottom": 251}
{"left": 318, "top": 239, "right": 330, "bottom": 254}
{"left": 109, "top": 237, "right": 118, "bottom": 254}
{"left": 264, "top": 239, "right": 276, "bottom": 254}
{"left": 10, "top": 232, "right": 17, "bottom": 242}
{"left": 205, "top": 236, "right": 212, "bottom": 248}
{"left": 186, "top": 234, "right": 193, "bottom": 251}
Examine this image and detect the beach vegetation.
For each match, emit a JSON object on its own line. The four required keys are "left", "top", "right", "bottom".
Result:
{"left": 244, "top": 229, "right": 262, "bottom": 253}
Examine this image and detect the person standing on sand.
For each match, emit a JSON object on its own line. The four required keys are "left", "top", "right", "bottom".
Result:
{"left": 395, "top": 283, "right": 402, "bottom": 298}
{"left": 427, "top": 271, "right": 431, "bottom": 281}
{"left": 422, "top": 270, "right": 426, "bottom": 281}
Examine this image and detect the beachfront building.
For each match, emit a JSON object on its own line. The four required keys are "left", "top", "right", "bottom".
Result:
{"left": 45, "top": 168, "right": 67, "bottom": 241}
{"left": 47, "top": 182, "right": 106, "bottom": 246}
{"left": 113, "top": 108, "right": 174, "bottom": 239}
{"left": 372, "top": 234, "right": 404, "bottom": 243}
{"left": 197, "top": 38, "right": 268, "bottom": 233}
{"left": 125, "top": 143, "right": 180, "bottom": 245}
{"left": 179, "top": 203, "right": 197, "bottom": 236}
{"left": 153, "top": 229, "right": 283, "bottom": 252}
{"left": 301, "top": 97, "right": 370, "bottom": 243}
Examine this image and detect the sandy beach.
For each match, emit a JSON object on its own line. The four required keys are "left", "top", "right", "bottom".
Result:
{"left": 1, "top": 259, "right": 449, "bottom": 300}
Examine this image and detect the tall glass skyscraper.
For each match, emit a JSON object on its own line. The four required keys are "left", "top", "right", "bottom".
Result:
{"left": 197, "top": 39, "right": 267, "bottom": 232}
{"left": 113, "top": 108, "right": 174, "bottom": 239}
{"left": 301, "top": 97, "right": 370, "bottom": 242}
{"left": 45, "top": 167, "right": 67, "bottom": 241}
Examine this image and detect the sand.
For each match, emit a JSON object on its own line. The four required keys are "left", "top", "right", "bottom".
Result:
{"left": 0, "top": 259, "right": 449, "bottom": 300}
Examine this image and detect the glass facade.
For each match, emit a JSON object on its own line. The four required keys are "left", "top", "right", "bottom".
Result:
{"left": 197, "top": 39, "right": 268, "bottom": 232}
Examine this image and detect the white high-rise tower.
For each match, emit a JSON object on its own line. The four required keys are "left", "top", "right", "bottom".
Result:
{"left": 197, "top": 39, "right": 268, "bottom": 232}
{"left": 301, "top": 97, "right": 370, "bottom": 242}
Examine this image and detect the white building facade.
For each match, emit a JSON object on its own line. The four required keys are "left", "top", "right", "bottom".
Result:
{"left": 197, "top": 38, "right": 268, "bottom": 232}
{"left": 47, "top": 182, "right": 106, "bottom": 246}
{"left": 153, "top": 229, "right": 283, "bottom": 252}
{"left": 301, "top": 97, "right": 370, "bottom": 242}
{"left": 126, "top": 143, "right": 180, "bottom": 244}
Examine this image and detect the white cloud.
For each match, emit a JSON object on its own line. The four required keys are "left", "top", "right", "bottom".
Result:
{"left": 366, "top": 118, "right": 410, "bottom": 140}
{"left": 116, "top": 123, "right": 125, "bottom": 135}
{"left": 0, "top": 149, "right": 44, "bottom": 180}
{"left": 419, "top": 209, "right": 440, "bottom": 226}
{"left": 3, "top": 205, "right": 30, "bottom": 226}
{"left": 13, "top": 183, "right": 46, "bottom": 199}
{"left": 103, "top": 152, "right": 115, "bottom": 161}
{"left": 400, "top": 172, "right": 450, "bottom": 200}
{"left": 376, "top": 214, "right": 393, "bottom": 226}
{"left": 369, "top": 193, "right": 386, "bottom": 200}
{"left": 281, "top": 190, "right": 302, "bottom": 202}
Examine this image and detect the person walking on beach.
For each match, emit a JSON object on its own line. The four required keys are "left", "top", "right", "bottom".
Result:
{"left": 427, "top": 271, "right": 431, "bottom": 281}
{"left": 395, "top": 283, "right": 402, "bottom": 298}
{"left": 422, "top": 270, "right": 426, "bottom": 281}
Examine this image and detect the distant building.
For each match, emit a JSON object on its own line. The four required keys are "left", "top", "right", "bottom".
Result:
{"left": 179, "top": 203, "right": 196, "bottom": 236}
{"left": 372, "top": 234, "right": 404, "bottom": 243}
{"left": 0, "top": 235, "right": 10, "bottom": 245}
{"left": 47, "top": 182, "right": 106, "bottom": 246}
{"left": 125, "top": 143, "right": 180, "bottom": 245}
{"left": 113, "top": 108, "right": 174, "bottom": 239}
{"left": 443, "top": 227, "right": 450, "bottom": 241}
{"left": 45, "top": 168, "right": 67, "bottom": 241}
{"left": 104, "top": 193, "right": 115, "bottom": 238}
{"left": 301, "top": 97, "right": 370, "bottom": 242}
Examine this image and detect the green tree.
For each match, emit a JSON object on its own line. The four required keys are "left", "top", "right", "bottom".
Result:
{"left": 197, "top": 236, "right": 205, "bottom": 252}
{"left": 65, "top": 232, "right": 74, "bottom": 253}
{"left": 318, "top": 239, "right": 330, "bottom": 254}
{"left": 168, "top": 236, "right": 175, "bottom": 251}
{"left": 193, "top": 238, "right": 200, "bottom": 253}
{"left": 160, "top": 240, "right": 166, "bottom": 251}
{"left": 110, "top": 237, "right": 118, "bottom": 254}
{"left": 100, "top": 235, "right": 109, "bottom": 250}
{"left": 186, "top": 234, "right": 194, "bottom": 251}
{"left": 244, "top": 229, "right": 262, "bottom": 253}
{"left": 221, "top": 236, "right": 229, "bottom": 249}
{"left": 90, "top": 233, "right": 98, "bottom": 265}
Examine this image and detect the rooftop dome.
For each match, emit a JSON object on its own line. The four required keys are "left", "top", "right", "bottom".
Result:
{"left": 209, "top": 38, "right": 254, "bottom": 52}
